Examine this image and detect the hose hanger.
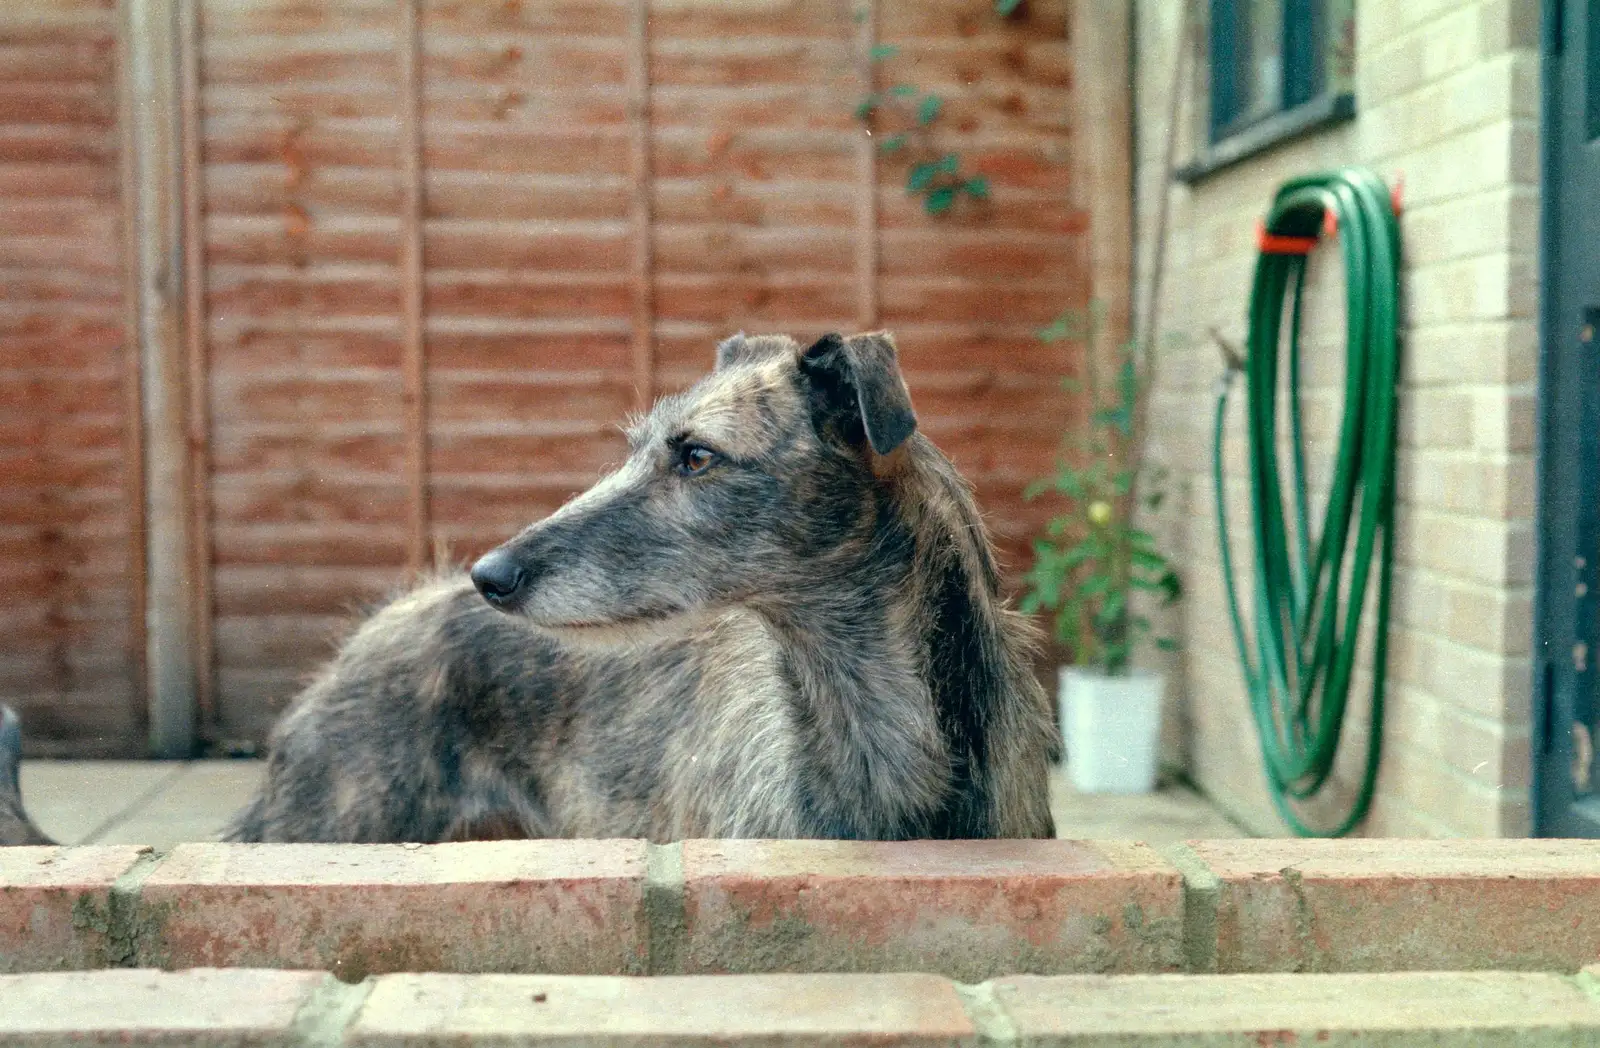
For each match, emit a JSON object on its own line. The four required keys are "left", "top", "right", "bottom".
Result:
{"left": 1213, "top": 168, "right": 1403, "bottom": 837}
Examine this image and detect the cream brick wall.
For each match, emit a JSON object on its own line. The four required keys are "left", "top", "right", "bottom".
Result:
{"left": 1133, "top": 0, "right": 1540, "bottom": 836}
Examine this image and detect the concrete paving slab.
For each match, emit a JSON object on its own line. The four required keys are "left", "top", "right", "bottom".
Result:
{"left": 95, "top": 761, "right": 266, "bottom": 850}
{"left": 16, "top": 760, "right": 1249, "bottom": 848}
{"left": 1050, "top": 768, "right": 1252, "bottom": 842}
{"left": 17, "top": 761, "right": 187, "bottom": 845}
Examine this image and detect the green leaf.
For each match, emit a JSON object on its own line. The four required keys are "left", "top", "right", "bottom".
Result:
{"left": 1054, "top": 471, "right": 1086, "bottom": 499}
{"left": 1022, "top": 569, "right": 1061, "bottom": 609}
{"left": 1079, "top": 573, "right": 1113, "bottom": 598}
{"left": 924, "top": 185, "right": 956, "bottom": 214}
{"left": 1060, "top": 540, "right": 1097, "bottom": 571}
{"left": 1144, "top": 489, "right": 1165, "bottom": 511}
{"left": 889, "top": 84, "right": 919, "bottom": 97}
{"left": 1091, "top": 406, "right": 1132, "bottom": 432}
{"left": 995, "top": 0, "right": 1023, "bottom": 14}
{"left": 1097, "top": 590, "right": 1126, "bottom": 626}
{"left": 1131, "top": 548, "right": 1168, "bottom": 572}
{"left": 854, "top": 96, "right": 878, "bottom": 120}
{"left": 1068, "top": 531, "right": 1102, "bottom": 556}
{"left": 1158, "top": 570, "right": 1182, "bottom": 603}
{"left": 907, "top": 161, "right": 940, "bottom": 193}
{"left": 917, "top": 95, "right": 943, "bottom": 125}
{"left": 878, "top": 133, "right": 908, "bottom": 153}
{"left": 1023, "top": 478, "right": 1050, "bottom": 501}
{"left": 936, "top": 153, "right": 960, "bottom": 174}
{"left": 1038, "top": 309, "right": 1084, "bottom": 342}
{"left": 1155, "top": 637, "right": 1181, "bottom": 652}
{"left": 869, "top": 44, "right": 899, "bottom": 62}
{"left": 964, "top": 176, "right": 990, "bottom": 200}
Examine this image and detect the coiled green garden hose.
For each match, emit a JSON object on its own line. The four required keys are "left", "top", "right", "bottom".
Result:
{"left": 1212, "top": 168, "right": 1402, "bottom": 837}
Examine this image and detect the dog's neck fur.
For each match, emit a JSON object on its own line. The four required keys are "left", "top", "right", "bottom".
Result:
{"left": 754, "top": 438, "right": 1010, "bottom": 839}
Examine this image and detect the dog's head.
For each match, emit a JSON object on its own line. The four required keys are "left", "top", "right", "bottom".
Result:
{"left": 468, "top": 331, "right": 919, "bottom": 633}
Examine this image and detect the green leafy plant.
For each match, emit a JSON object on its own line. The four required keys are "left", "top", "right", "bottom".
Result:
{"left": 855, "top": 51, "right": 988, "bottom": 215}
{"left": 1020, "top": 304, "right": 1182, "bottom": 675}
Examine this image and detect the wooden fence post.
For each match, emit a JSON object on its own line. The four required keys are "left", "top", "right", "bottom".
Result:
{"left": 1070, "top": 0, "right": 1134, "bottom": 344}
{"left": 122, "top": 0, "right": 198, "bottom": 757}
{"left": 854, "top": 0, "right": 879, "bottom": 332}
{"left": 179, "top": 0, "right": 214, "bottom": 737}
{"left": 399, "top": 0, "right": 428, "bottom": 576}
{"left": 627, "top": 0, "right": 654, "bottom": 409}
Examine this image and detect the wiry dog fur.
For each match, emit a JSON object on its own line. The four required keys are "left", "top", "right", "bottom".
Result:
{"left": 0, "top": 331, "right": 1058, "bottom": 845}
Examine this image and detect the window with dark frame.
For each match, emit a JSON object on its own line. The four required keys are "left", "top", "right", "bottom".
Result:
{"left": 1188, "top": 0, "right": 1355, "bottom": 178}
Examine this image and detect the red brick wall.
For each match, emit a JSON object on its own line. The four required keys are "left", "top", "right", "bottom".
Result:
{"left": 0, "top": 0, "right": 142, "bottom": 756}
{"left": 8, "top": 838, "right": 1600, "bottom": 977}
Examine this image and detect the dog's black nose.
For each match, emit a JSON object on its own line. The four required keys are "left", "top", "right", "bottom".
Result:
{"left": 470, "top": 550, "right": 527, "bottom": 607}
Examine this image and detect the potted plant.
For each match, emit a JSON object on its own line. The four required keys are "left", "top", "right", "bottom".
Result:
{"left": 1020, "top": 304, "right": 1181, "bottom": 794}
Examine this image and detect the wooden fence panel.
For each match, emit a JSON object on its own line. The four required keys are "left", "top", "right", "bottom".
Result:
{"left": 874, "top": 0, "right": 1083, "bottom": 575}
{"left": 419, "top": 0, "right": 637, "bottom": 561}
{"left": 7, "top": 0, "right": 1108, "bottom": 752}
{"left": 649, "top": 0, "right": 862, "bottom": 393}
{"left": 0, "top": 0, "right": 143, "bottom": 756}
{"left": 201, "top": 0, "right": 407, "bottom": 746}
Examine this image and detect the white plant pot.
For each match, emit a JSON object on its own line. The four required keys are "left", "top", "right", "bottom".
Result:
{"left": 1058, "top": 666, "right": 1164, "bottom": 795}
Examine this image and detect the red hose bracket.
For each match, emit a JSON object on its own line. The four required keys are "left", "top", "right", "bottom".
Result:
{"left": 1255, "top": 219, "right": 1318, "bottom": 255}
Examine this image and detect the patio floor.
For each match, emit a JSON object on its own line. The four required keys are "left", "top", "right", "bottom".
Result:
{"left": 16, "top": 760, "right": 1250, "bottom": 849}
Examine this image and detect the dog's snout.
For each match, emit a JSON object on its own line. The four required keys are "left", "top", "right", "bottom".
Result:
{"left": 470, "top": 550, "right": 528, "bottom": 608}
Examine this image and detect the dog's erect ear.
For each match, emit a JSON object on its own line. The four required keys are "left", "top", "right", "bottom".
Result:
{"left": 799, "top": 331, "right": 917, "bottom": 455}
{"left": 714, "top": 331, "right": 749, "bottom": 371}
{"left": 717, "top": 332, "right": 806, "bottom": 373}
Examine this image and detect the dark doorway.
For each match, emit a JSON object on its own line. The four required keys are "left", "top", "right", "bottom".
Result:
{"left": 1534, "top": 0, "right": 1600, "bottom": 835}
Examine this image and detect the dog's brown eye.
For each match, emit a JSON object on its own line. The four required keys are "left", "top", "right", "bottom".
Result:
{"left": 677, "top": 444, "right": 718, "bottom": 477}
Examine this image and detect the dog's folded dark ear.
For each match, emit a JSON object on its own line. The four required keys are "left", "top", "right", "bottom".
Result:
{"left": 799, "top": 330, "right": 917, "bottom": 455}
{"left": 714, "top": 331, "right": 749, "bottom": 370}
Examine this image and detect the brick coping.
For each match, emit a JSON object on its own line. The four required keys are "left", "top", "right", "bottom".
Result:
{"left": 3, "top": 838, "right": 1599, "bottom": 979}
{"left": 5, "top": 967, "right": 1600, "bottom": 1045}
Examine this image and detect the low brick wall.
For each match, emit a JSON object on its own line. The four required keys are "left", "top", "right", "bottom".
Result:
{"left": 4, "top": 839, "right": 1600, "bottom": 980}
{"left": 5, "top": 967, "right": 1600, "bottom": 1045}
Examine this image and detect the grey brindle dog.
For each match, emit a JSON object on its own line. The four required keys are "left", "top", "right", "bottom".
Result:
{"left": 0, "top": 332, "right": 1058, "bottom": 845}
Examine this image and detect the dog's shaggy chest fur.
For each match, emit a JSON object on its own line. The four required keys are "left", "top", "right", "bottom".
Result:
{"left": 0, "top": 331, "right": 1058, "bottom": 846}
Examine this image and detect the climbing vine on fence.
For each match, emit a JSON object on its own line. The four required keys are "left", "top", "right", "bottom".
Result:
{"left": 854, "top": 1, "right": 1025, "bottom": 214}
{"left": 855, "top": 46, "right": 988, "bottom": 215}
